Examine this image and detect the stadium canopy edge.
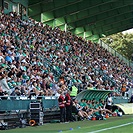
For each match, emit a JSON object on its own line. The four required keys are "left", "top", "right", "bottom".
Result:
{"left": 27, "top": 0, "right": 133, "bottom": 41}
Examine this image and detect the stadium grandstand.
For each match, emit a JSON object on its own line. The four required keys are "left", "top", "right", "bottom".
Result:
{"left": 0, "top": 0, "right": 133, "bottom": 130}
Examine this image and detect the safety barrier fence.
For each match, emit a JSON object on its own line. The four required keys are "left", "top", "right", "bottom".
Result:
{"left": 0, "top": 96, "right": 58, "bottom": 112}
{"left": 0, "top": 90, "right": 129, "bottom": 112}
{"left": 99, "top": 39, "right": 133, "bottom": 69}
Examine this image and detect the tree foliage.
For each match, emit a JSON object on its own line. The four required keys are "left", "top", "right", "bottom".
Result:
{"left": 101, "top": 32, "right": 133, "bottom": 60}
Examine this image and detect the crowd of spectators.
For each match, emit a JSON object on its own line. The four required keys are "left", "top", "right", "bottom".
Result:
{"left": 0, "top": 10, "right": 133, "bottom": 100}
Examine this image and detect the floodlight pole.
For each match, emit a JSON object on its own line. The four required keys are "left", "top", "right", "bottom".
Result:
{"left": 65, "top": 24, "right": 67, "bottom": 32}
{"left": 53, "top": 19, "right": 56, "bottom": 28}
{"left": 83, "top": 32, "right": 86, "bottom": 39}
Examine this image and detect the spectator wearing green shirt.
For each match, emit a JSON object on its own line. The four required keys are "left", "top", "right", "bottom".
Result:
{"left": 79, "top": 99, "right": 86, "bottom": 107}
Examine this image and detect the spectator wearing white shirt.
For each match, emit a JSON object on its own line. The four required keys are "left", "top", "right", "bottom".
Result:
{"left": 106, "top": 93, "right": 113, "bottom": 111}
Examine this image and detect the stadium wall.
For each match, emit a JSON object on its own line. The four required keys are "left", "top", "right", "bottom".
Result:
{"left": 3, "top": 0, "right": 28, "bottom": 17}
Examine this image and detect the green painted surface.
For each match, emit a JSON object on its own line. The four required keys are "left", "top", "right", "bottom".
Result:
{"left": 0, "top": 115, "right": 132, "bottom": 133}
{"left": 0, "top": 97, "right": 58, "bottom": 111}
{"left": 0, "top": 90, "right": 128, "bottom": 111}
{"left": 76, "top": 90, "right": 129, "bottom": 103}
{"left": 76, "top": 90, "right": 111, "bottom": 102}
{"left": 28, "top": 0, "right": 133, "bottom": 41}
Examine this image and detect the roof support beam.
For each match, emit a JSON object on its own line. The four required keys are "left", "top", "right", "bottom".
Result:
{"left": 70, "top": 12, "right": 132, "bottom": 35}
{"left": 105, "top": 24, "right": 133, "bottom": 36}
{"left": 85, "top": 13, "right": 133, "bottom": 32}
{"left": 53, "top": 0, "right": 112, "bottom": 18}
{"left": 68, "top": 4, "right": 132, "bottom": 25}
{"left": 29, "top": 0, "right": 82, "bottom": 17}
{"left": 74, "top": 17, "right": 132, "bottom": 37}
{"left": 91, "top": 18, "right": 133, "bottom": 35}
{"left": 32, "top": 0, "right": 113, "bottom": 21}
{"left": 68, "top": 4, "right": 133, "bottom": 28}
{"left": 29, "top": 0, "right": 48, "bottom": 7}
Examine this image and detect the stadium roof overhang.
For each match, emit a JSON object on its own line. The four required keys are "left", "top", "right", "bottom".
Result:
{"left": 28, "top": 0, "right": 133, "bottom": 41}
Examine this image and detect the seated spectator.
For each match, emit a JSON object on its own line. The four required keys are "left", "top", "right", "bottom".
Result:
{"left": 0, "top": 83, "right": 8, "bottom": 100}
{"left": 0, "top": 10, "right": 132, "bottom": 101}
{"left": 10, "top": 87, "right": 21, "bottom": 99}
{"left": 0, "top": 66, "right": 11, "bottom": 94}
{"left": 5, "top": 52, "right": 12, "bottom": 63}
{"left": 73, "top": 100, "right": 91, "bottom": 120}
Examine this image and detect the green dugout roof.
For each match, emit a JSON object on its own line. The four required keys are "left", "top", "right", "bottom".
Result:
{"left": 28, "top": 0, "right": 133, "bottom": 42}
{"left": 76, "top": 90, "right": 112, "bottom": 102}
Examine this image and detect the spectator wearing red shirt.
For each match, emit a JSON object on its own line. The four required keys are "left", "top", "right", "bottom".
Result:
{"left": 65, "top": 90, "right": 73, "bottom": 122}
{"left": 58, "top": 90, "right": 66, "bottom": 122}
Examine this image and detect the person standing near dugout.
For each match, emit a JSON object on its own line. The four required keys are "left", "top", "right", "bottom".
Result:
{"left": 70, "top": 84, "right": 78, "bottom": 100}
{"left": 65, "top": 90, "right": 73, "bottom": 122}
{"left": 58, "top": 90, "right": 66, "bottom": 122}
{"left": 106, "top": 93, "right": 113, "bottom": 112}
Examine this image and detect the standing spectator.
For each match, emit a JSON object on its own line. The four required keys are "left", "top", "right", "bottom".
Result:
{"left": 65, "top": 90, "right": 73, "bottom": 122}
{"left": 0, "top": 66, "right": 11, "bottom": 94}
{"left": 106, "top": 93, "right": 113, "bottom": 112}
{"left": 58, "top": 90, "right": 66, "bottom": 122}
{"left": 70, "top": 84, "right": 78, "bottom": 100}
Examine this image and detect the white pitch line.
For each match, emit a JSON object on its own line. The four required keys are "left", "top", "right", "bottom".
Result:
{"left": 87, "top": 122, "right": 133, "bottom": 133}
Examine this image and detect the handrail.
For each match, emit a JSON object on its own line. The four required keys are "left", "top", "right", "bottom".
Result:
{"left": 43, "top": 56, "right": 62, "bottom": 76}
{"left": 0, "top": 96, "right": 59, "bottom": 111}
{"left": 38, "top": 46, "right": 118, "bottom": 89}
{"left": 37, "top": 51, "right": 62, "bottom": 77}
{"left": 37, "top": 40, "right": 132, "bottom": 90}
{"left": 99, "top": 39, "right": 133, "bottom": 69}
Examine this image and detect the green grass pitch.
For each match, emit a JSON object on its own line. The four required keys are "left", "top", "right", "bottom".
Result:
{"left": 0, "top": 115, "right": 133, "bottom": 133}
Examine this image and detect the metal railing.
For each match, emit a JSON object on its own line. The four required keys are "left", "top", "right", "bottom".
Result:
{"left": 99, "top": 39, "right": 133, "bottom": 69}
{"left": 0, "top": 96, "right": 59, "bottom": 111}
